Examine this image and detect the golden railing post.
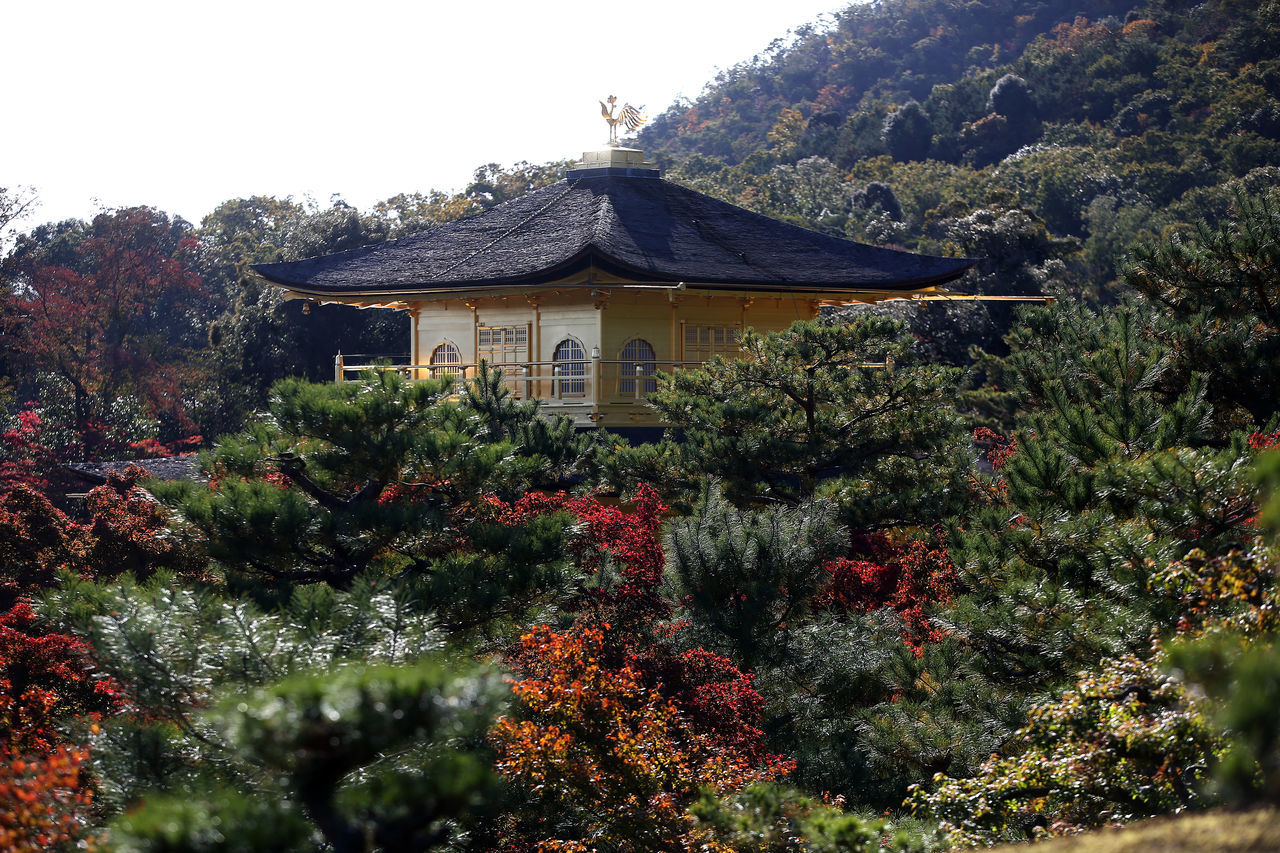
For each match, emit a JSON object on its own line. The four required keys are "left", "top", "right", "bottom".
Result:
{"left": 591, "top": 346, "right": 601, "bottom": 421}
{"left": 334, "top": 351, "right": 344, "bottom": 383}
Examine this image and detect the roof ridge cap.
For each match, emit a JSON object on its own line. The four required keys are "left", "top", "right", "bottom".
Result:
{"left": 589, "top": 188, "right": 615, "bottom": 250}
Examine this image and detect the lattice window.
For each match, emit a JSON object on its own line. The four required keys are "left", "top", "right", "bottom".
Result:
{"left": 553, "top": 338, "right": 586, "bottom": 397}
{"left": 619, "top": 338, "right": 657, "bottom": 395}
{"left": 683, "top": 325, "right": 742, "bottom": 362}
{"left": 428, "top": 342, "right": 462, "bottom": 379}
{"left": 477, "top": 325, "right": 528, "bottom": 366}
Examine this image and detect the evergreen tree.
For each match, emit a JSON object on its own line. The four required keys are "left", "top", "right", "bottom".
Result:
{"left": 952, "top": 298, "right": 1260, "bottom": 691}
{"left": 643, "top": 318, "right": 970, "bottom": 529}
{"left": 43, "top": 572, "right": 451, "bottom": 814}
{"left": 1125, "top": 189, "right": 1280, "bottom": 431}
{"left": 110, "top": 658, "right": 506, "bottom": 853}
{"left": 986, "top": 74, "right": 1035, "bottom": 120}
{"left": 153, "top": 370, "right": 587, "bottom": 628}
{"left": 664, "top": 484, "right": 1002, "bottom": 806}
{"left": 665, "top": 485, "right": 846, "bottom": 670}
{"left": 882, "top": 101, "right": 933, "bottom": 162}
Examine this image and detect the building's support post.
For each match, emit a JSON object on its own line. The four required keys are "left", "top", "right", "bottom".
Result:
{"left": 590, "top": 345, "right": 601, "bottom": 423}
{"left": 528, "top": 295, "right": 543, "bottom": 399}
{"left": 465, "top": 300, "right": 479, "bottom": 377}
{"left": 669, "top": 294, "right": 679, "bottom": 364}
{"left": 408, "top": 306, "right": 420, "bottom": 379}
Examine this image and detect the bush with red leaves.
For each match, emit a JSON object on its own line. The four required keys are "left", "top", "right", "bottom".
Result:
{"left": 630, "top": 646, "right": 771, "bottom": 761}
{"left": 492, "top": 624, "right": 792, "bottom": 853}
{"left": 0, "top": 601, "right": 119, "bottom": 754}
{"left": 0, "top": 486, "right": 88, "bottom": 610}
{"left": 486, "top": 484, "right": 790, "bottom": 832}
{"left": 82, "top": 464, "right": 206, "bottom": 581}
{"left": 974, "top": 426, "right": 1018, "bottom": 470}
{"left": 813, "top": 536, "right": 958, "bottom": 654}
{"left": 498, "top": 484, "right": 779, "bottom": 753}
{"left": 0, "top": 745, "right": 95, "bottom": 853}
{"left": 2, "top": 464, "right": 205, "bottom": 608}
{"left": 0, "top": 599, "right": 120, "bottom": 851}
{"left": 0, "top": 406, "right": 57, "bottom": 494}
{"left": 486, "top": 484, "right": 669, "bottom": 624}
{"left": 1249, "top": 429, "right": 1280, "bottom": 451}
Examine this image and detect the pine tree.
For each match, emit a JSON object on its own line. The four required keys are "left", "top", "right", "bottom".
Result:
{"left": 952, "top": 298, "right": 1261, "bottom": 691}
{"left": 663, "top": 483, "right": 1000, "bottom": 807}
{"left": 665, "top": 484, "right": 845, "bottom": 670}
{"left": 643, "top": 318, "right": 970, "bottom": 529}
{"left": 1125, "top": 189, "right": 1280, "bottom": 430}
{"left": 153, "top": 371, "right": 587, "bottom": 628}
{"left": 110, "top": 659, "right": 506, "bottom": 853}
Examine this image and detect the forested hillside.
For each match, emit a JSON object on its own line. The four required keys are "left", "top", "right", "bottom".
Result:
{"left": 637, "top": 0, "right": 1280, "bottom": 357}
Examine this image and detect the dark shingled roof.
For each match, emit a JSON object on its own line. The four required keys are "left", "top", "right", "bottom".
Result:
{"left": 253, "top": 170, "right": 976, "bottom": 294}
{"left": 64, "top": 456, "right": 202, "bottom": 485}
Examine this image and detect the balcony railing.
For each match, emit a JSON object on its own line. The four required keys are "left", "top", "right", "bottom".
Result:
{"left": 335, "top": 354, "right": 706, "bottom": 423}
{"left": 335, "top": 353, "right": 892, "bottom": 426}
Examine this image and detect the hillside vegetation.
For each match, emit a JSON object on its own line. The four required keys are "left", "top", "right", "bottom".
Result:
{"left": 638, "top": 0, "right": 1280, "bottom": 358}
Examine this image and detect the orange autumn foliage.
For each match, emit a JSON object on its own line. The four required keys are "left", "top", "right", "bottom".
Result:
{"left": 0, "top": 745, "right": 95, "bottom": 853}
{"left": 492, "top": 624, "right": 792, "bottom": 853}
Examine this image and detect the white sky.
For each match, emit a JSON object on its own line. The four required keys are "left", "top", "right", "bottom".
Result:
{"left": 2, "top": 0, "right": 847, "bottom": 229}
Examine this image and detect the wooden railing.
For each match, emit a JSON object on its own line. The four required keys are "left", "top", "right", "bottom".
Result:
{"left": 335, "top": 354, "right": 702, "bottom": 404}
{"left": 335, "top": 353, "right": 892, "bottom": 425}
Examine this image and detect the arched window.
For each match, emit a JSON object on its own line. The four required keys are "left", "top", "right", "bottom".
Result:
{"left": 619, "top": 338, "right": 657, "bottom": 396}
{"left": 552, "top": 338, "right": 586, "bottom": 397}
{"left": 429, "top": 342, "right": 462, "bottom": 379}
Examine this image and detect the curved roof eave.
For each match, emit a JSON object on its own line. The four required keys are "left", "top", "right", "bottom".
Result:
{"left": 251, "top": 174, "right": 981, "bottom": 295}
{"left": 255, "top": 246, "right": 978, "bottom": 296}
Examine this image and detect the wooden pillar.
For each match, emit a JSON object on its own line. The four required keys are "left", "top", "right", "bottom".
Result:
{"left": 528, "top": 295, "right": 542, "bottom": 398}
{"left": 465, "top": 300, "right": 479, "bottom": 382}
{"left": 408, "top": 306, "right": 420, "bottom": 379}
{"left": 669, "top": 293, "right": 680, "bottom": 365}
{"left": 590, "top": 345, "right": 601, "bottom": 424}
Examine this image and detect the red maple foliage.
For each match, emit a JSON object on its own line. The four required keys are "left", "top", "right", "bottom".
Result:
{"left": 813, "top": 535, "right": 958, "bottom": 654}
{"left": 1, "top": 465, "right": 206, "bottom": 610}
{"left": 0, "top": 485, "right": 88, "bottom": 610}
{"left": 492, "top": 624, "right": 791, "bottom": 853}
{"left": 487, "top": 487, "right": 777, "bottom": 744}
{"left": 82, "top": 464, "right": 207, "bottom": 581}
{"left": 485, "top": 486, "right": 793, "bottom": 851}
{"left": 5, "top": 207, "right": 207, "bottom": 461}
{"left": 630, "top": 646, "right": 772, "bottom": 761}
{"left": 1249, "top": 428, "right": 1280, "bottom": 451}
{"left": 0, "top": 600, "right": 119, "bottom": 755}
{"left": 974, "top": 426, "right": 1018, "bottom": 470}
{"left": 0, "top": 597, "right": 119, "bottom": 851}
{"left": 486, "top": 484, "right": 670, "bottom": 624}
{"left": 0, "top": 406, "right": 57, "bottom": 493}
